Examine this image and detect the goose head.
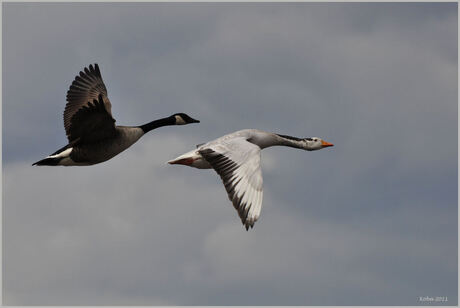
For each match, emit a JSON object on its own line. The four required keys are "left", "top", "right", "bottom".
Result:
{"left": 303, "top": 137, "right": 334, "bottom": 151}
{"left": 173, "top": 113, "right": 200, "bottom": 125}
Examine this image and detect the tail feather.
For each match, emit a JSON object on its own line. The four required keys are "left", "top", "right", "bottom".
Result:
{"left": 32, "top": 157, "right": 61, "bottom": 166}
{"left": 168, "top": 149, "right": 200, "bottom": 165}
{"left": 168, "top": 157, "right": 194, "bottom": 165}
{"left": 33, "top": 146, "right": 73, "bottom": 166}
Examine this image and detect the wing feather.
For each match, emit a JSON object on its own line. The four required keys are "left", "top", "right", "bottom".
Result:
{"left": 64, "top": 64, "right": 114, "bottom": 142}
{"left": 199, "top": 138, "right": 263, "bottom": 230}
{"left": 67, "top": 94, "right": 116, "bottom": 143}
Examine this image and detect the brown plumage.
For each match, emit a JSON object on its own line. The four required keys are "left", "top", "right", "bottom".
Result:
{"left": 33, "top": 63, "right": 199, "bottom": 166}
{"left": 65, "top": 64, "right": 114, "bottom": 142}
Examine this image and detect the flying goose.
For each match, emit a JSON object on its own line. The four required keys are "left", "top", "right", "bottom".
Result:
{"left": 33, "top": 64, "right": 199, "bottom": 166}
{"left": 168, "top": 129, "right": 333, "bottom": 230}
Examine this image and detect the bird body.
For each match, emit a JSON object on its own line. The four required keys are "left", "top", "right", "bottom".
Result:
{"left": 168, "top": 129, "right": 333, "bottom": 230}
{"left": 48, "top": 127, "right": 143, "bottom": 166}
{"left": 33, "top": 64, "right": 199, "bottom": 166}
{"left": 169, "top": 129, "right": 297, "bottom": 168}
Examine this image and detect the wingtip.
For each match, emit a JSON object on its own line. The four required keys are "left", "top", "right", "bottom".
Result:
{"left": 94, "top": 63, "right": 101, "bottom": 76}
{"left": 81, "top": 63, "right": 99, "bottom": 75}
{"left": 243, "top": 220, "right": 256, "bottom": 231}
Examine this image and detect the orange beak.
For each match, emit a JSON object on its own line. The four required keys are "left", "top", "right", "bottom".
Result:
{"left": 321, "top": 140, "right": 334, "bottom": 148}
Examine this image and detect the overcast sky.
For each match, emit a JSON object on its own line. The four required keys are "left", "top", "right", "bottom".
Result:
{"left": 3, "top": 2, "right": 457, "bottom": 305}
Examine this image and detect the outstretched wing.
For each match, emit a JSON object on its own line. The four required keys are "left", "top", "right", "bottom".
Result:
{"left": 64, "top": 63, "right": 114, "bottom": 142}
{"left": 199, "top": 137, "right": 263, "bottom": 230}
{"left": 67, "top": 94, "right": 116, "bottom": 143}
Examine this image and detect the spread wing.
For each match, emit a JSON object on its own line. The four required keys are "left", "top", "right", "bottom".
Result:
{"left": 67, "top": 94, "right": 116, "bottom": 143}
{"left": 64, "top": 64, "right": 115, "bottom": 142}
{"left": 199, "top": 137, "right": 263, "bottom": 230}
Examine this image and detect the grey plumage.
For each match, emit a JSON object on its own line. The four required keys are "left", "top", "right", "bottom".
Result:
{"left": 199, "top": 148, "right": 256, "bottom": 230}
{"left": 168, "top": 129, "right": 333, "bottom": 230}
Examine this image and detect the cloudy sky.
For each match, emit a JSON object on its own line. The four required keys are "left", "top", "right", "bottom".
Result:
{"left": 3, "top": 2, "right": 457, "bottom": 305}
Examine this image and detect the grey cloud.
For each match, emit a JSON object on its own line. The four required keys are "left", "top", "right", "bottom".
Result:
{"left": 3, "top": 2, "right": 457, "bottom": 305}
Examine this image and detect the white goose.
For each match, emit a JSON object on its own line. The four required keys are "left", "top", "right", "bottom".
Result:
{"left": 33, "top": 64, "right": 199, "bottom": 166}
{"left": 168, "top": 129, "right": 333, "bottom": 230}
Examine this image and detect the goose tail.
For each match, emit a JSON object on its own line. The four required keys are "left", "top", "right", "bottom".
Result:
{"left": 167, "top": 149, "right": 210, "bottom": 169}
{"left": 167, "top": 155, "right": 193, "bottom": 165}
{"left": 168, "top": 149, "right": 199, "bottom": 165}
{"left": 32, "top": 157, "right": 61, "bottom": 166}
{"left": 32, "top": 147, "right": 73, "bottom": 166}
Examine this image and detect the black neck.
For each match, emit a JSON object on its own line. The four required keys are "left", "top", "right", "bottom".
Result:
{"left": 276, "top": 134, "right": 303, "bottom": 142}
{"left": 139, "top": 116, "right": 175, "bottom": 133}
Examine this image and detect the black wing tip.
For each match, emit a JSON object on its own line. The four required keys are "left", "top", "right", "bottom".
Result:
{"left": 78, "top": 63, "right": 100, "bottom": 77}
{"left": 88, "top": 63, "right": 97, "bottom": 72}
{"left": 94, "top": 63, "right": 101, "bottom": 76}
{"left": 67, "top": 62, "right": 103, "bottom": 99}
{"left": 88, "top": 63, "right": 100, "bottom": 75}
{"left": 32, "top": 157, "right": 60, "bottom": 166}
{"left": 244, "top": 222, "right": 254, "bottom": 231}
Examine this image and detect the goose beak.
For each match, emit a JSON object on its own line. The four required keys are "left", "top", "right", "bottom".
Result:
{"left": 321, "top": 140, "right": 334, "bottom": 148}
{"left": 190, "top": 118, "right": 200, "bottom": 123}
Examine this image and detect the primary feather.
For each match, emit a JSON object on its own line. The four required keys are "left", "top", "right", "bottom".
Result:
{"left": 33, "top": 64, "right": 199, "bottom": 166}
{"left": 168, "top": 129, "right": 333, "bottom": 230}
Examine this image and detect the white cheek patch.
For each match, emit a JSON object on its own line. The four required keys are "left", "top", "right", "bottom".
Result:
{"left": 175, "top": 115, "right": 186, "bottom": 125}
